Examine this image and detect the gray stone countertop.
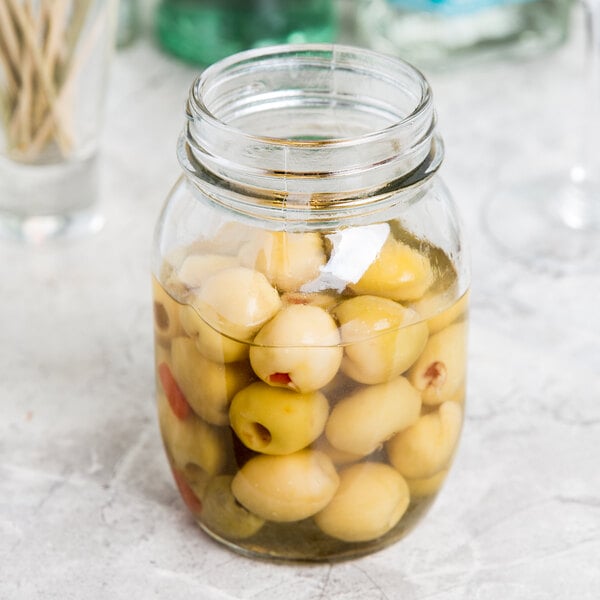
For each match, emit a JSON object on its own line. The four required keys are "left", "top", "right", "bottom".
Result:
{"left": 1, "top": 10, "right": 599, "bottom": 600}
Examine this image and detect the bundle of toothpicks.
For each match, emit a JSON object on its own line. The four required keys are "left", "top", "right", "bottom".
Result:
{"left": 0, "top": 0, "right": 104, "bottom": 162}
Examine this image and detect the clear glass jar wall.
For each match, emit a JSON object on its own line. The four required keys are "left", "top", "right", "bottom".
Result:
{"left": 151, "top": 45, "right": 470, "bottom": 561}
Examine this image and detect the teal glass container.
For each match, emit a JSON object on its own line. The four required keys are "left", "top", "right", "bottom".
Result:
{"left": 155, "top": 0, "right": 338, "bottom": 66}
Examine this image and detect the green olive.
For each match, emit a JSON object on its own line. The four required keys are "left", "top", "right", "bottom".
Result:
{"left": 333, "top": 295, "right": 429, "bottom": 384}
{"left": 152, "top": 276, "right": 184, "bottom": 345}
{"left": 405, "top": 469, "right": 448, "bottom": 498}
{"left": 170, "top": 466, "right": 203, "bottom": 515}
{"left": 280, "top": 291, "right": 339, "bottom": 311}
{"left": 387, "top": 401, "right": 463, "bottom": 479}
{"left": 316, "top": 438, "right": 364, "bottom": 466}
{"left": 249, "top": 304, "right": 342, "bottom": 393}
{"left": 239, "top": 231, "right": 326, "bottom": 292}
{"left": 159, "top": 252, "right": 190, "bottom": 302}
{"left": 231, "top": 450, "right": 339, "bottom": 522}
{"left": 191, "top": 267, "right": 282, "bottom": 342}
{"left": 230, "top": 382, "right": 329, "bottom": 455}
{"left": 170, "top": 336, "right": 254, "bottom": 426}
{"left": 154, "top": 343, "right": 170, "bottom": 372}
{"left": 410, "top": 289, "right": 469, "bottom": 335}
{"left": 407, "top": 321, "right": 468, "bottom": 406}
{"left": 201, "top": 475, "right": 265, "bottom": 539}
{"left": 175, "top": 254, "right": 239, "bottom": 289}
{"left": 319, "top": 371, "right": 360, "bottom": 405}
{"left": 183, "top": 463, "right": 212, "bottom": 500}
{"left": 349, "top": 235, "right": 434, "bottom": 302}
{"left": 206, "top": 221, "right": 258, "bottom": 255}
{"left": 314, "top": 462, "right": 410, "bottom": 542}
{"left": 157, "top": 392, "right": 227, "bottom": 476}
{"left": 325, "top": 376, "right": 421, "bottom": 456}
{"left": 179, "top": 304, "right": 249, "bottom": 363}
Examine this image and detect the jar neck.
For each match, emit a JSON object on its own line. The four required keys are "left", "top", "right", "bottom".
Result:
{"left": 178, "top": 44, "right": 443, "bottom": 219}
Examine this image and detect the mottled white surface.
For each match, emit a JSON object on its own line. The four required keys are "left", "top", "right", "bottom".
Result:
{"left": 1, "top": 12, "right": 600, "bottom": 600}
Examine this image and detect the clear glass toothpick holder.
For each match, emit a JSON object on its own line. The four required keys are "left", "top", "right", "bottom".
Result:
{"left": 0, "top": 0, "right": 117, "bottom": 243}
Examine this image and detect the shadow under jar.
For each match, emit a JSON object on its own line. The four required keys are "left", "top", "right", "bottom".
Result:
{"left": 151, "top": 44, "right": 470, "bottom": 562}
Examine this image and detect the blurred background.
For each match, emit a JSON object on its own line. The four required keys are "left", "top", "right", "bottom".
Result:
{"left": 118, "top": 0, "right": 574, "bottom": 69}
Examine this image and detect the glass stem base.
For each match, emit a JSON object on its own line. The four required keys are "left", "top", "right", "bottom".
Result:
{"left": 483, "top": 172, "right": 600, "bottom": 273}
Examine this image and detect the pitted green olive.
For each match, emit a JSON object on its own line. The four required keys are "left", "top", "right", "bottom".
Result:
{"left": 239, "top": 231, "right": 326, "bottom": 292}
{"left": 349, "top": 235, "right": 433, "bottom": 302}
{"left": 207, "top": 221, "right": 256, "bottom": 255}
{"left": 387, "top": 401, "right": 463, "bottom": 479}
{"left": 175, "top": 254, "right": 239, "bottom": 290}
{"left": 183, "top": 463, "right": 212, "bottom": 501}
{"left": 191, "top": 267, "right": 282, "bottom": 341}
{"left": 170, "top": 466, "right": 203, "bottom": 515}
{"left": 231, "top": 450, "right": 339, "bottom": 522}
{"left": 410, "top": 290, "right": 469, "bottom": 335}
{"left": 180, "top": 304, "right": 249, "bottom": 363}
{"left": 320, "top": 371, "right": 360, "bottom": 405}
{"left": 157, "top": 392, "right": 227, "bottom": 476}
{"left": 229, "top": 382, "right": 329, "bottom": 455}
{"left": 249, "top": 304, "right": 343, "bottom": 393}
{"left": 405, "top": 469, "right": 448, "bottom": 498}
{"left": 407, "top": 321, "right": 467, "bottom": 406}
{"left": 152, "top": 276, "right": 184, "bottom": 345}
{"left": 325, "top": 376, "right": 421, "bottom": 456}
{"left": 333, "top": 295, "right": 428, "bottom": 384}
{"left": 154, "top": 343, "right": 170, "bottom": 371}
{"left": 314, "top": 462, "right": 410, "bottom": 542}
{"left": 171, "top": 337, "right": 254, "bottom": 426}
{"left": 201, "top": 475, "right": 265, "bottom": 539}
{"left": 280, "top": 291, "right": 339, "bottom": 311}
{"left": 316, "top": 438, "right": 363, "bottom": 466}
{"left": 159, "top": 251, "right": 189, "bottom": 301}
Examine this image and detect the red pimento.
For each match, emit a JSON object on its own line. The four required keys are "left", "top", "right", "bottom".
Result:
{"left": 424, "top": 361, "right": 446, "bottom": 388}
{"left": 171, "top": 467, "right": 202, "bottom": 515}
{"left": 158, "top": 362, "right": 190, "bottom": 420}
{"left": 269, "top": 372, "right": 292, "bottom": 385}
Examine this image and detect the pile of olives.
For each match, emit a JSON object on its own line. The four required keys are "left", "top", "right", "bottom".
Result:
{"left": 153, "top": 222, "right": 468, "bottom": 560}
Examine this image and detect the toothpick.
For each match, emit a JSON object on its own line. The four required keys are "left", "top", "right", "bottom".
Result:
{"left": 64, "top": 0, "right": 94, "bottom": 64}
{"left": 44, "top": 0, "right": 70, "bottom": 78}
{"left": 0, "top": 1, "right": 21, "bottom": 75}
{"left": 0, "top": 38, "right": 18, "bottom": 99}
{"left": 1, "top": 0, "right": 104, "bottom": 162}
{"left": 5, "top": 0, "right": 72, "bottom": 154}
{"left": 26, "top": 3, "right": 107, "bottom": 160}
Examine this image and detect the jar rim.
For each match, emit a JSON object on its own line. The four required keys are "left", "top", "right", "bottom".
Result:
{"left": 179, "top": 43, "right": 442, "bottom": 212}
{"left": 190, "top": 44, "right": 433, "bottom": 148}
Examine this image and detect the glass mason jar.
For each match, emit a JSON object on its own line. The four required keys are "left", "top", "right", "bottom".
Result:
{"left": 151, "top": 45, "right": 470, "bottom": 561}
